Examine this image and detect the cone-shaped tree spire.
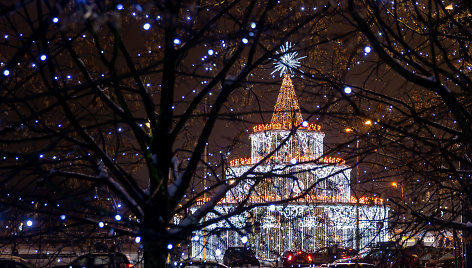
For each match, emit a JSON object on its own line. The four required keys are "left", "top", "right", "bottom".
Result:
{"left": 270, "top": 74, "right": 303, "bottom": 128}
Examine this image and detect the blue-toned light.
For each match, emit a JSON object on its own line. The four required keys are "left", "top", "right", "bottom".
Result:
{"left": 98, "top": 221, "right": 105, "bottom": 228}
{"left": 173, "top": 38, "right": 181, "bottom": 45}
{"left": 364, "top": 46, "right": 371, "bottom": 54}
{"left": 242, "top": 38, "right": 249, "bottom": 44}
{"left": 250, "top": 22, "right": 256, "bottom": 29}
{"left": 167, "top": 243, "right": 173, "bottom": 250}
{"left": 3, "top": 69, "right": 10, "bottom": 76}
{"left": 208, "top": 49, "right": 214, "bottom": 56}
{"left": 302, "top": 121, "right": 308, "bottom": 127}
{"left": 40, "top": 55, "right": 47, "bottom": 61}
{"left": 143, "top": 23, "right": 151, "bottom": 30}
{"left": 52, "top": 17, "right": 59, "bottom": 23}
{"left": 60, "top": 215, "right": 66, "bottom": 220}
{"left": 269, "top": 204, "right": 276, "bottom": 211}
{"left": 26, "top": 220, "right": 33, "bottom": 227}
{"left": 116, "top": 3, "right": 124, "bottom": 10}
{"left": 115, "top": 214, "right": 122, "bottom": 221}
{"left": 135, "top": 236, "right": 141, "bottom": 243}
{"left": 241, "top": 236, "right": 248, "bottom": 243}
{"left": 344, "top": 86, "right": 352, "bottom": 94}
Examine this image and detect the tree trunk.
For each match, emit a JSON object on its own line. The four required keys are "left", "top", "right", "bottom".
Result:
{"left": 142, "top": 236, "right": 168, "bottom": 268}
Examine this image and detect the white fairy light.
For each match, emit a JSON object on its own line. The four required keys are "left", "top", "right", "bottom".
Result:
{"left": 271, "top": 41, "right": 306, "bottom": 76}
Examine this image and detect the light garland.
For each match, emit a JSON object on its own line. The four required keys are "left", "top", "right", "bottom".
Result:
{"left": 196, "top": 195, "right": 383, "bottom": 205}
{"left": 252, "top": 122, "right": 321, "bottom": 133}
{"left": 229, "top": 155, "right": 345, "bottom": 167}
{"left": 270, "top": 74, "right": 304, "bottom": 127}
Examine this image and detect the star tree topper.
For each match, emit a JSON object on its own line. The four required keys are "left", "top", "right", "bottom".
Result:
{"left": 271, "top": 41, "right": 306, "bottom": 76}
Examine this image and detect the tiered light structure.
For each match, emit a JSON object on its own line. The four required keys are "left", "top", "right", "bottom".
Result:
{"left": 192, "top": 72, "right": 388, "bottom": 261}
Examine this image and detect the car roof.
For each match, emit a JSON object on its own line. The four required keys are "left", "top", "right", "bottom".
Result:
{"left": 330, "top": 263, "right": 375, "bottom": 267}
{"left": 180, "top": 260, "right": 228, "bottom": 267}
{"left": 182, "top": 260, "right": 221, "bottom": 264}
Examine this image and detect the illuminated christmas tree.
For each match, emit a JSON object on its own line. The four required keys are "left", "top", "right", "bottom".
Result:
{"left": 191, "top": 50, "right": 389, "bottom": 260}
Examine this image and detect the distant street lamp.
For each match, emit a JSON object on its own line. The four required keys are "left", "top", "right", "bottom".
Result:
{"left": 392, "top": 181, "right": 404, "bottom": 203}
{"left": 344, "top": 119, "right": 372, "bottom": 251}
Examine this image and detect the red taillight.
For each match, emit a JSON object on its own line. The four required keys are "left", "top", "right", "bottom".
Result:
{"left": 287, "top": 254, "right": 293, "bottom": 261}
{"left": 307, "top": 255, "right": 313, "bottom": 262}
{"left": 127, "top": 264, "right": 134, "bottom": 267}
{"left": 297, "top": 251, "right": 302, "bottom": 255}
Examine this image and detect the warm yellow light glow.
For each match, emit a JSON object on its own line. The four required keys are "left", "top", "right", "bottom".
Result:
{"left": 344, "top": 127, "right": 353, "bottom": 133}
{"left": 364, "top": 120, "right": 372, "bottom": 125}
{"left": 271, "top": 74, "right": 303, "bottom": 127}
{"left": 391, "top": 182, "right": 398, "bottom": 187}
{"left": 196, "top": 194, "right": 383, "bottom": 206}
{"left": 229, "top": 155, "right": 345, "bottom": 167}
{"left": 253, "top": 122, "right": 321, "bottom": 133}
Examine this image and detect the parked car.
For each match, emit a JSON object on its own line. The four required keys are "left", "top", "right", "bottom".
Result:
{"left": 56, "top": 252, "right": 133, "bottom": 268}
{"left": 279, "top": 250, "right": 315, "bottom": 267}
{"left": 223, "top": 247, "right": 259, "bottom": 267}
{"left": 312, "top": 246, "right": 357, "bottom": 265}
{"left": 0, "top": 255, "right": 35, "bottom": 268}
{"left": 336, "top": 245, "right": 418, "bottom": 268}
{"left": 424, "top": 252, "right": 456, "bottom": 268}
{"left": 176, "top": 260, "right": 228, "bottom": 268}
